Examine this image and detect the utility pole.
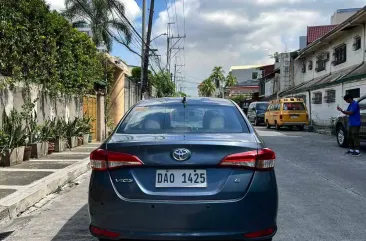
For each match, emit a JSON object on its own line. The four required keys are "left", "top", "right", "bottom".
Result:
{"left": 142, "top": 0, "right": 155, "bottom": 99}
{"left": 140, "top": 0, "right": 146, "bottom": 100}
{"left": 166, "top": 22, "right": 175, "bottom": 73}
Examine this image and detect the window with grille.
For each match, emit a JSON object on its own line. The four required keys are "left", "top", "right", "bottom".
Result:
{"left": 324, "top": 89, "right": 336, "bottom": 103}
{"left": 315, "top": 56, "right": 326, "bottom": 72}
{"left": 332, "top": 44, "right": 347, "bottom": 65}
{"left": 312, "top": 92, "right": 322, "bottom": 104}
{"left": 353, "top": 36, "right": 361, "bottom": 51}
{"left": 252, "top": 72, "right": 258, "bottom": 79}
{"left": 346, "top": 88, "right": 360, "bottom": 98}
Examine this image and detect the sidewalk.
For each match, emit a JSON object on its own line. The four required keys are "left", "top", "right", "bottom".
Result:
{"left": 0, "top": 142, "right": 99, "bottom": 224}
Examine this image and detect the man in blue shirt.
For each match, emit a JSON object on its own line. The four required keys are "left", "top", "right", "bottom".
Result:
{"left": 337, "top": 94, "right": 361, "bottom": 156}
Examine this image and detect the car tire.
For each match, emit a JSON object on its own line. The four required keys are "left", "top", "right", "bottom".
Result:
{"left": 336, "top": 125, "right": 348, "bottom": 147}
{"left": 275, "top": 121, "right": 281, "bottom": 130}
{"left": 266, "top": 120, "right": 271, "bottom": 129}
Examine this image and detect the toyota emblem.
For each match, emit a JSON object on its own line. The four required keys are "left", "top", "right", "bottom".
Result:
{"left": 172, "top": 148, "right": 191, "bottom": 161}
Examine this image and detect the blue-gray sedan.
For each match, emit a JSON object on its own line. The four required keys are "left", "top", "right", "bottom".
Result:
{"left": 89, "top": 97, "right": 278, "bottom": 241}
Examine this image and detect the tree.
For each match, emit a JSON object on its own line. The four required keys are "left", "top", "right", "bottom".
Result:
{"left": 150, "top": 71, "right": 175, "bottom": 97}
{"left": 63, "top": 0, "right": 132, "bottom": 52}
{"left": 0, "top": 0, "right": 104, "bottom": 95}
{"left": 225, "top": 72, "right": 238, "bottom": 88}
{"left": 130, "top": 67, "right": 152, "bottom": 83}
{"left": 209, "top": 66, "right": 225, "bottom": 89}
{"left": 199, "top": 79, "right": 215, "bottom": 97}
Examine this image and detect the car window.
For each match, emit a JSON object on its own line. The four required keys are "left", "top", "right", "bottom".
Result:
{"left": 256, "top": 103, "right": 268, "bottom": 111}
{"left": 283, "top": 102, "right": 305, "bottom": 111}
{"left": 117, "top": 104, "right": 249, "bottom": 134}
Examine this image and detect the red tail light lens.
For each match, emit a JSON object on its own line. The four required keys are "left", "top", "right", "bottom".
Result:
{"left": 90, "top": 225, "right": 120, "bottom": 238}
{"left": 280, "top": 114, "right": 283, "bottom": 120}
{"left": 220, "top": 148, "right": 275, "bottom": 170}
{"left": 243, "top": 227, "right": 275, "bottom": 238}
{"left": 90, "top": 149, "right": 143, "bottom": 171}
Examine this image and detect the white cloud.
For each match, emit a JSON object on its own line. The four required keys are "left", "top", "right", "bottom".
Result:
{"left": 46, "top": 0, "right": 65, "bottom": 11}
{"left": 45, "top": 0, "right": 140, "bottom": 21}
{"left": 152, "top": 0, "right": 364, "bottom": 96}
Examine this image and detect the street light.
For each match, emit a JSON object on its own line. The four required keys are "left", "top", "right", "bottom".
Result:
{"left": 151, "top": 33, "right": 167, "bottom": 42}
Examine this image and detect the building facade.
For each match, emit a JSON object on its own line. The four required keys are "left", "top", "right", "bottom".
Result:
{"left": 280, "top": 7, "right": 366, "bottom": 127}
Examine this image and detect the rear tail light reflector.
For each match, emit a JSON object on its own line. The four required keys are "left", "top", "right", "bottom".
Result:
{"left": 280, "top": 114, "right": 283, "bottom": 120}
{"left": 220, "top": 148, "right": 275, "bottom": 170}
{"left": 243, "top": 227, "right": 275, "bottom": 238}
{"left": 90, "top": 225, "right": 120, "bottom": 238}
{"left": 90, "top": 149, "right": 143, "bottom": 171}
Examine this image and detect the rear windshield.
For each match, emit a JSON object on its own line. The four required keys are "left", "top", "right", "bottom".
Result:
{"left": 116, "top": 105, "right": 249, "bottom": 134}
{"left": 256, "top": 103, "right": 268, "bottom": 111}
{"left": 283, "top": 102, "right": 305, "bottom": 111}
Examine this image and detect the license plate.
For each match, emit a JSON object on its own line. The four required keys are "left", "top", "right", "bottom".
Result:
{"left": 291, "top": 116, "right": 298, "bottom": 119}
{"left": 155, "top": 169, "right": 207, "bottom": 188}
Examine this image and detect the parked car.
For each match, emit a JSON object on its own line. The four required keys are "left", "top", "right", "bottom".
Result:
{"left": 247, "top": 101, "right": 269, "bottom": 126}
{"left": 334, "top": 95, "right": 366, "bottom": 147}
{"left": 265, "top": 97, "right": 309, "bottom": 130}
{"left": 89, "top": 97, "right": 278, "bottom": 241}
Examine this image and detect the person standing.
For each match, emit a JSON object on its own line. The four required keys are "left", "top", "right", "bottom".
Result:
{"left": 337, "top": 94, "right": 361, "bottom": 156}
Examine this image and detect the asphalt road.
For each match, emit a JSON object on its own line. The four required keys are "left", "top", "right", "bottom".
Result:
{"left": 1, "top": 127, "right": 366, "bottom": 241}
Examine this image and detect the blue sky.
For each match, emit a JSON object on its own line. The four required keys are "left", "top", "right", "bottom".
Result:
{"left": 111, "top": 0, "right": 167, "bottom": 67}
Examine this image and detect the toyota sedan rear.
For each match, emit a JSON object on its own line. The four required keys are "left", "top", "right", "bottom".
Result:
{"left": 88, "top": 97, "right": 278, "bottom": 241}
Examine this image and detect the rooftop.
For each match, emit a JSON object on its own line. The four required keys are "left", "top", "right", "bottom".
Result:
{"left": 230, "top": 65, "right": 264, "bottom": 71}
{"left": 307, "top": 25, "right": 338, "bottom": 44}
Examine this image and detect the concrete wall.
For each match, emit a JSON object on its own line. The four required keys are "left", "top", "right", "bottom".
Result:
{"left": 265, "top": 79, "right": 274, "bottom": 97}
{"left": 331, "top": 9, "right": 360, "bottom": 25}
{"left": 0, "top": 82, "right": 82, "bottom": 124}
{"left": 287, "top": 79, "right": 366, "bottom": 127}
{"left": 230, "top": 68, "right": 262, "bottom": 84}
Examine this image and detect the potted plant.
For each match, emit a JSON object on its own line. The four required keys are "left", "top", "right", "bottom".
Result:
{"left": 81, "top": 117, "right": 92, "bottom": 145}
{"left": 66, "top": 118, "right": 81, "bottom": 148}
{"left": 0, "top": 130, "right": 9, "bottom": 166}
{"left": 1, "top": 109, "right": 26, "bottom": 166}
{"left": 49, "top": 118, "right": 67, "bottom": 152}
{"left": 32, "top": 120, "right": 50, "bottom": 158}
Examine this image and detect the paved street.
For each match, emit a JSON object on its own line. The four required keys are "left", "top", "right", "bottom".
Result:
{"left": 1, "top": 127, "right": 366, "bottom": 241}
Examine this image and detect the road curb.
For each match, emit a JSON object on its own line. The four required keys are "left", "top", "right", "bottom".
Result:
{"left": 0, "top": 157, "right": 90, "bottom": 225}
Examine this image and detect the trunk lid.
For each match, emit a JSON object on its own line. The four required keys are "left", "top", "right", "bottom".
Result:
{"left": 106, "top": 133, "right": 258, "bottom": 201}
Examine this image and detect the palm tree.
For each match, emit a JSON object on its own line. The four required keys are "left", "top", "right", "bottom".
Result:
{"left": 199, "top": 79, "right": 216, "bottom": 97}
{"left": 63, "top": 0, "right": 132, "bottom": 52}
{"left": 225, "top": 72, "right": 238, "bottom": 88}
{"left": 209, "top": 66, "right": 225, "bottom": 89}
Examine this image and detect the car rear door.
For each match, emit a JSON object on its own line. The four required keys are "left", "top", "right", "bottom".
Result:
{"left": 358, "top": 98, "right": 366, "bottom": 138}
{"left": 281, "top": 102, "right": 307, "bottom": 123}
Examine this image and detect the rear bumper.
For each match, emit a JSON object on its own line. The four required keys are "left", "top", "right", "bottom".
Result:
{"left": 88, "top": 170, "right": 278, "bottom": 240}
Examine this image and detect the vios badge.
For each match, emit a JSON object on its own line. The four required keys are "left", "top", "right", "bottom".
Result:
{"left": 172, "top": 148, "right": 191, "bottom": 161}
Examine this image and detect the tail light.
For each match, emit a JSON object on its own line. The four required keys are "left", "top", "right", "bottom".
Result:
{"left": 219, "top": 148, "right": 275, "bottom": 170}
{"left": 306, "top": 114, "right": 308, "bottom": 120}
{"left": 90, "top": 225, "right": 120, "bottom": 238}
{"left": 243, "top": 227, "right": 275, "bottom": 238}
{"left": 280, "top": 114, "right": 283, "bottom": 120}
{"left": 90, "top": 149, "right": 143, "bottom": 171}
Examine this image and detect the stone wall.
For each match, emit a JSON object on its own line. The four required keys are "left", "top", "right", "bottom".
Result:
{"left": 0, "top": 82, "right": 83, "bottom": 124}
